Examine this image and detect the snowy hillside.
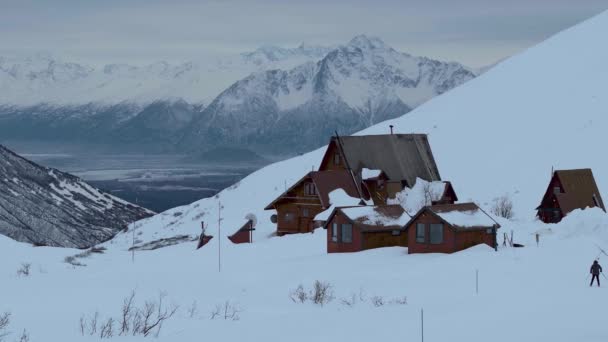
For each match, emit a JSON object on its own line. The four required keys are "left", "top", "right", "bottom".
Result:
{"left": 178, "top": 35, "right": 474, "bottom": 152}
{"left": 116, "top": 10, "right": 608, "bottom": 248}
{"left": 0, "top": 145, "right": 152, "bottom": 248}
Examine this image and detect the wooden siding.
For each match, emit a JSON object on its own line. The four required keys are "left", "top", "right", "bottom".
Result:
{"left": 362, "top": 230, "right": 407, "bottom": 250}
{"left": 319, "top": 141, "right": 347, "bottom": 172}
{"left": 406, "top": 210, "right": 495, "bottom": 254}
{"left": 326, "top": 211, "right": 362, "bottom": 253}
{"left": 537, "top": 174, "right": 564, "bottom": 223}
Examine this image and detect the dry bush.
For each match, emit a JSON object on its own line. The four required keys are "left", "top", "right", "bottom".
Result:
{"left": 16, "top": 263, "right": 31, "bottom": 277}
{"left": 17, "top": 330, "right": 29, "bottom": 342}
{"left": 289, "top": 285, "right": 308, "bottom": 304}
{"left": 80, "top": 290, "right": 178, "bottom": 339}
{"left": 187, "top": 301, "right": 198, "bottom": 319}
{"left": 0, "top": 312, "right": 10, "bottom": 342}
{"left": 210, "top": 301, "right": 241, "bottom": 321}
{"left": 371, "top": 296, "right": 385, "bottom": 307}
{"left": 389, "top": 296, "right": 408, "bottom": 305}
{"left": 65, "top": 246, "right": 106, "bottom": 267}
{"left": 491, "top": 195, "right": 514, "bottom": 219}
{"left": 311, "top": 281, "right": 334, "bottom": 306}
{"left": 339, "top": 293, "right": 358, "bottom": 307}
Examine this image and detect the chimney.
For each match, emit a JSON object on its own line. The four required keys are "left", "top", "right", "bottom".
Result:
{"left": 389, "top": 125, "right": 394, "bottom": 135}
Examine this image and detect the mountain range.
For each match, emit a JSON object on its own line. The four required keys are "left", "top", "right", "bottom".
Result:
{"left": 0, "top": 35, "right": 476, "bottom": 154}
{"left": 0, "top": 145, "right": 152, "bottom": 248}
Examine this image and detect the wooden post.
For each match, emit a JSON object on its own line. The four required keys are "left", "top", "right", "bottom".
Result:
{"left": 421, "top": 308, "right": 424, "bottom": 342}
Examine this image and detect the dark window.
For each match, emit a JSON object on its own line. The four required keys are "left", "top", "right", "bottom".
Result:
{"left": 332, "top": 223, "right": 338, "bottom": 242}
{"left": 553, "top": 210, "right": 561, "bottom": 221}
{"left": 333, "top": 153, "right": 341, "bottom": 165}
{"left": 341, "top": 223, "right": 353, "bottom": 243}
{"left": 416, "top": 223, "right": 425, "bottom": 243}
{"left": 553, "top": 186, "right": 561, "bottom": 195}
{"left": 429, "top": 224, "right": 443, "bottom": 244}
{"left": 304, "top": 183, "right": 317, "bottom": 196}
{"left": 301, "top": 208, "right": 310, "bottom": 217}
{"left": 391, "top": 230, "right": 401, "bottom": 236}
{"left": 285, "top": 212, "right": 295, "bottom": 222}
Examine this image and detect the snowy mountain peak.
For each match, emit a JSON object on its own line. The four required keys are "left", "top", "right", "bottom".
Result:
{"left": 347, "top": 35, "right": 391, "bottom": 51}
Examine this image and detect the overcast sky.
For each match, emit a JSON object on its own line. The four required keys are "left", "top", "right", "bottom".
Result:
{"left": 1, "top": 0, "right": 607, "bottom": 67}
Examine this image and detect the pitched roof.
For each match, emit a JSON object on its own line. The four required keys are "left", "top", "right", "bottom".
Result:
{"left": 406, "top": 203, "right": 500, "bottom": 231}
{"left": 324, "top": 134, "right": 441, "bottom": 186}
{"left": 264, "top": 170, "right": 363, "bottom": 210}
{"left": 325, "top": 205, "right": 410, "bottom": 231}
{"left": 553, "top": 169, "right": 605, "bottom": 214}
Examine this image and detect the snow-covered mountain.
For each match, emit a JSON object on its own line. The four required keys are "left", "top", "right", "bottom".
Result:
{"left": 0, "top": 37, "right": 475, "bottom": 154}
{"left": 0, "top": 145, "right": 152, "bottom": 248}
{"left": 179, "top": 35, "right": 475, "bottom": 152}
{"left": 119, "top": 10, "right": 608, "bottom": 247}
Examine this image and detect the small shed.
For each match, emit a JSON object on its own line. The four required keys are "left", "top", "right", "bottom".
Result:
{"left": 536, "top": 169, "right": 605, "bottom": 223}
{"left": 228, "top": 219, "right": 255, "bottom": 244}
{"left": 405, "top": 203, "right": 500, "bottom": 254}
{"left": 324, "top": 205, "right": 410, "bottom": 253}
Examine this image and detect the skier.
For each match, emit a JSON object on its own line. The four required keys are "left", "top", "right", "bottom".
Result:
{"left": 590, "top": 260, "right": 603, "bottom": 287}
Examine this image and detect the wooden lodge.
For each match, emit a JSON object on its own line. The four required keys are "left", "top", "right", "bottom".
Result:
{"left": 404, "top": 203, "right": 500, "bottom": 254}
{"left": 536, "top": 169, "right": 605, "bottom": 223}
{"left": 319, "top": 134, "right": 441, "bottom": 202}
{"left": 324, "top": 205, "right": 410, "bottom": 253}
{"left": 228, "top": 219, "right": 255, "bottom": 244}
{"left": 264, "top": 170, "right": 365, "bottom": 235}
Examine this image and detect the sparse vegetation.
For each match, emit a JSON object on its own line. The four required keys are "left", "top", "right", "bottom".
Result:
{"left": 65, "top": 246, "right": 107, "bottom": 267}
{"left": 80, "top": 290, "right": 179, "bottom": 338}
{"left": 210, "top": 301, "right": 241, "bottom": 321}
{"left": 491, "top": 194, "right": 514, "bottom": 219}
{"left": 16, "top": 263, "right": 31, "bottom": 277}
{"left": 289, "top": 281, "right": 334, "bottom": 306}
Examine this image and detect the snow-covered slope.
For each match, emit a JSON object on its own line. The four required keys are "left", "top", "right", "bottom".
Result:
{"left": 118, "top": 10, "right": 608, "bottom": 247}
{"left": 178, "top": 35, "right": 474, "bottom": 152}
{"left": 0, "top": 145, "right": 152, "bottom": 248}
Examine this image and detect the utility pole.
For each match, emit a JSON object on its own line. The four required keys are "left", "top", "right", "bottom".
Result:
{"left": 218, "top": 201, "right": 221, "bottom": 273}
{"left": 132, "top": 193, "right": 139, "bottom": 263}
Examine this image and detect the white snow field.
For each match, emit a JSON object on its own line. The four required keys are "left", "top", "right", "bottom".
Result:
{"left": 3, "top": 8, "right": 608, "bottom": 342}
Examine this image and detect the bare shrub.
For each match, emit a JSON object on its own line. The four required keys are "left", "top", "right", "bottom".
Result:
{"left": 65, "top": 246, "right": 106, "bottom": 267}
{"left": 187, "top": 301, "right": 198, "bottom": 319}
{"left": 80, "top": 291, "right": 178, "bottom": 339}
{"left": 289, "top": 285, "right": 308, "bottom": 304}
{"left": 340, "top": 293, "right": 357, "bottom": 307}
{"left": 210, "top": 301, "right": 241, "bottom": 321}
{"left": 0, "top": 312, "right": 10, "bottom": 341}
{"left": 17, "top": 330, "right": 29, "bottom": 342}
{"left": 371, "top": 296, "right": 385, "bottom": 307}
{"left": 310, "top": 281, "right": 334, "bottom": 306}
{"left": 491, "top": 194, "right": 514, "bottom": 219}
{"left": 16, "top": 263, "right": 31, "bottom": 277}
{"left": 389, "top": 296, "right": 408, "bottom": 305}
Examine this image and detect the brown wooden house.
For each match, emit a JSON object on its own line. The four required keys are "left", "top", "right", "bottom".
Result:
{"left": 228, "top": 219, "right": 255, "bottom": 244}
{"left": 264, "top": 170, "right": 365, "bottom": 235}
{"left": 536, "top": 169, "right": 605, "bottom": 223}
{"left": 324, "top": 205, "right": 410, "bottom": 253}
{"left": 405, "top": 203, "right": 500, "bottom": 254}
{"left": 319, "top": 134, "right": 442, "bottom": 202}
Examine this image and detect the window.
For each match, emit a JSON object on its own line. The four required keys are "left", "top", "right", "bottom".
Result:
{"left": 553, "top": 186, "right": 561, "bottom": 195}
{"left": 429, "top": 224, "right": 444, "bottom": 244}
{"left": 333, "top": 153, "right": 341, "bottom": 165}
{"left": 341, "top": 223, "right": 353, "bottom": 243}
{"left": 304, "top": 183, "right": 317, "bottom": 196}
{"left": 486, "top": 228, "right": 494, "bottom": 234}
{"left": 285, "top": 212, "right": 295, "bottom": 222}
{"left": 332, "top": 223, "right": 338, "bottom": 242}
{"left": 302, "top": 208, "right": 310, "bottom": 217}
{"left": 391, "top": 230, "right": 401, "bottom": 236}
{"left": 416, "top": 223, "right": 425, "bottom": 243}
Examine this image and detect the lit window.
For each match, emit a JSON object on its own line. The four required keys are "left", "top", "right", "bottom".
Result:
{"left": 341, "top": 223, "right": 353, "bottom": 243}
{"left": 416, "top": 223, "right": 425, "bottom": 243}
{"left": 332, "top": 223, "right": 338, "bottom": 242}
{"left": 430, "top": 224, "right": 443, "bottom": 244}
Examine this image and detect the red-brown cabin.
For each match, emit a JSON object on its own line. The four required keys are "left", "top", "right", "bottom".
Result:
{"left": 264, "top": 170, "right": 365, "bottom": 236}
{"left": 405, "top": 203, "right": 500, "bottom": 254}
{"left": 324, "top": 205, "right": 410, "bottom": 253}
{"left": 228, "top": 219, "right": 255, "bottom": 244}
{"left": 318, "top": 134, "right": 442, "bottom": 203}
{"left": 536, "top": 169, "right": 605, "bottom": 223}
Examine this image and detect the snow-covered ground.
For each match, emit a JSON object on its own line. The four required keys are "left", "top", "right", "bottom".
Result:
{"left": 2, "top": 209, "right": 608, "bottom": 341}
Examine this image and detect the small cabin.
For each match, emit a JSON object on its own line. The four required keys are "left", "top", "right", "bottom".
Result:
{"left": 405, "top": 203, "right": 500, "bottom": 254}
{"left": 264, "top": 170, "right": 365, "bottom": 236}
{"left": 536, "top": 169, "right": 605, "bottom": 223}
{"left": 324, "top": 205, "right": 410, "bottom": 253}
{"left": 228, "top": 219, "right": 255, "bottom": 244}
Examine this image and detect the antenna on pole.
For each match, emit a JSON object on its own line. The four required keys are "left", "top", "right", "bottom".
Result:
{"left": 218, "top": 200, "right": 222, "bottom": 273}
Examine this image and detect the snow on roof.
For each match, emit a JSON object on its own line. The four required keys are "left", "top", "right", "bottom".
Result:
{"left": 362, "top": 168, "right": 382, "bottom": 179}
{"left": 314, "top": 189, "right": 367, "bottom": 221}
{"left": 432, "top": 204, "right": 497, "bottom": 229}
{"left": 388, "top": 177, "right": 448, "bottom": 213}
{"left": 341, "top": 205, "right": 410, "bottom": 227}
